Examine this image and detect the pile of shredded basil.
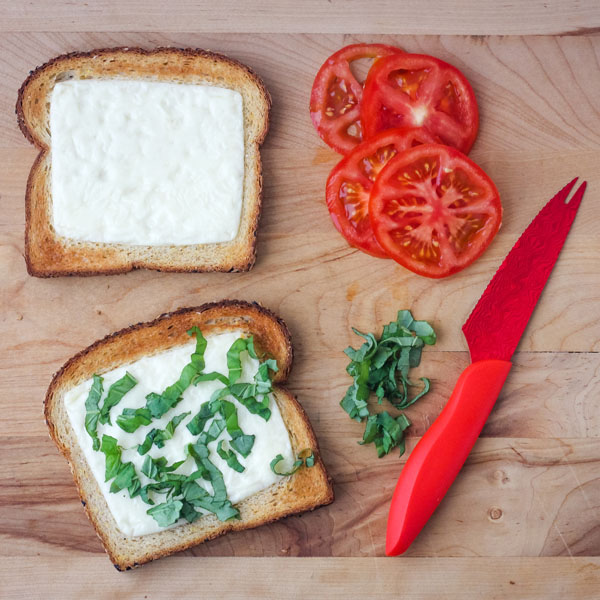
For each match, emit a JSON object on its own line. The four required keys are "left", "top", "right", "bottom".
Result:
{"left": 340, "top": 310, "right": 436, "bottom": 457}
{"left": 84, "top": 328, "right": 313, "bottom": 528}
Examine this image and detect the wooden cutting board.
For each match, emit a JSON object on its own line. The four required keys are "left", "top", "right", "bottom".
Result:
{"left": 1, "top": 2, "right": 600, "bottom": 598}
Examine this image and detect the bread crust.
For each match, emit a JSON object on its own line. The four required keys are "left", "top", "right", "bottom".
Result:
{"left": 44, "top": 300, "right": 333, "bottom": 570}
{"left": 17, "top": 47, "right": 271, "bottom": 277}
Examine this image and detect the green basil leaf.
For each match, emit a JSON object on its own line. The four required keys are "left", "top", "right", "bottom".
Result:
{"left": 361, "top": 411, "right": 412, "bottom": 458}
{"left": 182, "top": 479, "right": 208, "bottom": 502}
{"left": 270, "top": 454, "right": 303, "bottom": 476}
{"left": 146, "top": 389, "right": 182, "bottom": 420}
{"left": 137, "top": 429, "right": 158, "bottom": 455}
{"left": 110, "top": 462, "right": 138, "bottom": 494}
{"left": 84, "top": 374, "right": 104, "bottom": 451}
{"left": 141, "top": 454, "right": 160, "bottom": 480}
{"left": 217, "top": 440, "right": 245, "bottom": 473}
{"left": 226, "top": 337, "right": 250, "bottom": 384}
{"left": 228, "top": 382, "right": 271, "bottom": 420}
{"left": 187, "top": 326, "right": 208, "bottom": 371}
{"left": 147, "top": 499, "right": 183, "bottom": 527}
{"left": 180, "top": 500, "right": 201, "bottom": 523}
{"left": 230, "top": 434, "right": 255, "bottom": 458}
{"left": 408, "top": 345, "right": 423, "bottom": 369}
{"left": 245, "top": 336, "right": 258, "bottom": 360}
{"left": 139, "top": 411, "right": 191, "bottom": 453}
{"left": 100, "top": 434, "right": 121, "bottom": 481}
{"left": 392, "top": 377, "right": 431, "bottom": 410}
{"left": 100, "top": 434, "right": 141, "bottom": 496}
{"left": 145, "top": 327, "right": 209, "bottom": 421}
{"left": 163, "top": 411, "right": 190, "bottom": 440}
{"left": 98, "top": 372, "right": 137, "bottom": 425}
{"left": 188, "top": 441, "right": 210, "bottom": 464}
{"left": 339, "top": 359, "right": 371, "bottom": 422}
{"left": 192, "top": 371, "right": 229, "bottom": 386}
{"left": 184, "top": 446, "right": 240, "bottom": 521}
{"left": 204, "top": 417, "right": 226, "bottom": 444}
{"left": 187, "top": 401, "right": 215, "bottom": 436}
{"left": 360, "top": 414, "right": 379, "bottom": 445}
{"left": 395, "top": 310, "right": 415, "bottom": 331}
{"left": 212, "top": 502, "right": 240, "bottom": 521}
{"left": 116, "top": 407, "right": 152, "bottom": 433}
{"left": 346, "top": 328, "right": 378, "bottom": 362}
{"left": 411, "top": 320, "right": 437, "bottom": 345}
{"left": 219, "top": 399, "right": 241, "bottom": 435}
{"left": 141, "top": 455, "right": 186, "bottom": 481}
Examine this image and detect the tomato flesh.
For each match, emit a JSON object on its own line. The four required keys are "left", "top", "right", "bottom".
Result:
{"left": 369, "top": 144, "right": 501, "bottom": 277}
{"left": 310, "top": 43, "right": 403, "bottom": 155}
{"left": 326, "top": 127, "right": 435, "bottom": 257}
{"left": 362, "top": 54, "right": 479, "bottom": 154}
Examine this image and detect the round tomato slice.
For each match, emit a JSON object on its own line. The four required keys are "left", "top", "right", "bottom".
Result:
{"left": 310, "top": 43, "right": 403, "bottom": 155}
{"left": 361, "top": 53, "right": 479, "bottom": 154}
{"left": 326, "top": 127, "right": 436, "bottom": 257}
{"left": 369, "top": 144, "right": 501, "bottom": 278}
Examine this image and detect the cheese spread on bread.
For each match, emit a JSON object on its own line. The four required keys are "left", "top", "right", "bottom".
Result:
{"left": 50, "top": 79, "right": 245, "bottom": 245}
{"left": 63, "top": 330, "right": 294, "bottom": 537}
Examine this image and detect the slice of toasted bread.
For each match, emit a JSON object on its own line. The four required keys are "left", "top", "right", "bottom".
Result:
{"left": 17, "top": 47, "right": 271, "bottom": 277}
{"left": 44, "top": 300, "right": 333, "bottom": 570}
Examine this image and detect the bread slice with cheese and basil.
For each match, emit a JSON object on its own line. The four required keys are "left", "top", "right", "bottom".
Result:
{"left": 17, "top": 47, "right": 270, "bottom": 277}
{"left": 44, "top": 300, "right": 333, "bottom": 570}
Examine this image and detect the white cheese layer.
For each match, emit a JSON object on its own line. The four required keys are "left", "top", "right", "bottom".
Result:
{"left": 50, "top": 79, "right": 245, "bottom": 245}
{"left": 64, "top": 331, "right": 294, "bottom": 537}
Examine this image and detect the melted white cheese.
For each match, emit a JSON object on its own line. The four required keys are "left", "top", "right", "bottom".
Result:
{"left": 50, "top": 79, "right": 245, "bottom": 245}
{"left": 64, "top": 330, "right": 294, "bottom": 537}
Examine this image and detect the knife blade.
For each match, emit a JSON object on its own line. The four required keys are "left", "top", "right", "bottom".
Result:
{"left": 385, "top": 178, "right": 587, "bottom": 556}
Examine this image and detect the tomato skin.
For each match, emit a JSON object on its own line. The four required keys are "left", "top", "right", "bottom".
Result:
{"left": 326, "top": 127, "right": 436, "bottom": 257}
{"left": 361, "top": 53, "right": 479, "bottom": 155}
{"left": 310, "top": 43, "right": 403, "bottom": 155}
{"left": 369, "top": 143, "right": 501, "bottom": 278}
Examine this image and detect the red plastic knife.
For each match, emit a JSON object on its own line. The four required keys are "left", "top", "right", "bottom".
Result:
{"left": 386, "top": 178, "right": 587, "bottom": 556}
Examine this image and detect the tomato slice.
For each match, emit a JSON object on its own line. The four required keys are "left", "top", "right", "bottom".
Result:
{"left": 326, "top": 127, "right": 436, "bottom": 257}
{"left": 369, "top": 144, "right": 501, "bottom": 278}
{"left": 361, "top": 53, "right": 479, "bottom": 154}
{"left": 310, "top": 43, "right": 403, "bottom": 155}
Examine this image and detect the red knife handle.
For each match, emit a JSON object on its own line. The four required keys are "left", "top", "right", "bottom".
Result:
{"left": 385, "top": 359, "right": 512, "bottom": 556}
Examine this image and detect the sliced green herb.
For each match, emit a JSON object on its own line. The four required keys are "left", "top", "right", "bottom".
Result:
{"left": 187, "top": 398, "right": 255, "bottom": 456}
{"left": 192, "top": 371, "right": 229, "bottom": 386}
{"left": 270, "top": 449, "right": 315, "bottom": 476}
{"left": 117, "top": 407, "right": 152, "bottom": 433}
{"left": 187, "top": 401, "right": 215, "bottom": 436}
{"left": 180, "top": 500, "right": 201, "bottom": 523}
{"left": 84, "top": 374, "right": 104, "bottom": 451}
{"left": 138, "top": 411, "right": 191, "bottom": 455}
{"left": 99, "top": 434, "right": 141, "bottom": 497}
{"left": 98, "top": 372, "right": 137, "bottom": 425}
{"left": 226, "top": 337, "right": 251, "bottom": 384}
{"left": 147, "top": 499, "right": 183, "bottom": 527}
{"left": 230, "top": 434, "right": 255, "bottom": 458}
{"left": 340, "top": 310, "right": 436, "bottom": 457}
{"left": 117, "top": 327, "right": 209, "bottom": 433}
{"left": 141, "top": 455, "right": 186, "bottom": 480}
{"left": 160, "top": 410, "right": 191, "bottom": 444}
{"left": 140, "top": 479, "right": 185, "bottom": 505}
{"left": 217, "top": 440, "right": 245, "bottom": 473}
{"left": 360, "top": 412, "right": 411, "bottom": 458}
{"left": 185, "top": 440, "right": 240, "bottom": 521}
{"left": 145, "top": 327, "right": 208, "bottom": 420}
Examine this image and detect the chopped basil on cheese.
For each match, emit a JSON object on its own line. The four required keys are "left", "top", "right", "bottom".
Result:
{"left": 75, "top": 328, "right": 298, "bottom": 532}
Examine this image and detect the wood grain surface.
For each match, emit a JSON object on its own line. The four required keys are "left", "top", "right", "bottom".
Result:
{"left": 1, "top": 2, "right": 600, "bottom": 597}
